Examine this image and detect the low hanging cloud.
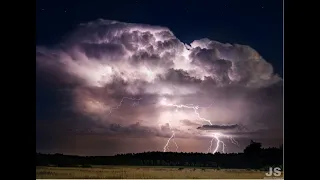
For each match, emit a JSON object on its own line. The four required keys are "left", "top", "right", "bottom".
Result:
{"left": 36, "top": 19, "right": 283, "bottom": 155}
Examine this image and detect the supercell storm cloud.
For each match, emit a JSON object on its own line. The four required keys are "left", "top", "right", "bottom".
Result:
{"left": 36, "top": 19, "right": 283, "bottom": 155}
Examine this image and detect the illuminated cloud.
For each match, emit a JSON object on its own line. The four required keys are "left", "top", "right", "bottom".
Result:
{"left": 36, "top": 19, "right": 283, "bottom": 155}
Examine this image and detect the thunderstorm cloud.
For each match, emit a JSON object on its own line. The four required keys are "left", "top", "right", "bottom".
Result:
{"left": 36, "top": 19, "right": 283, "bottom": 155}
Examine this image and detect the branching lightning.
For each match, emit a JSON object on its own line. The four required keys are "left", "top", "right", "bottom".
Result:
{"left": 107, "top": 97, "right": 142, "bottom": 116}
{"left": 208, "top": 132, "right": 239, "bottom": 154}
{"left": 105, "top": 97, "right": 239, "bottom": 154}
{"left": 163, "top": 113, "right": 179, "bottom": 152}
{"left": 160, "top": 98, "right": 239, "bottom": 154}
{"left": 163, "top": 128, "right": 178, "bottom": 152}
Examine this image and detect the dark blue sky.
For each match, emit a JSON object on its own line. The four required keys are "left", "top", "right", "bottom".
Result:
{"left": 36, "top": 0, "right": 283, "bottom": 77}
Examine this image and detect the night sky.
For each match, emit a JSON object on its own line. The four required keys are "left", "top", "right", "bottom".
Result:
{"left": 36, "top": 0, "right": 283, "bottom": 155}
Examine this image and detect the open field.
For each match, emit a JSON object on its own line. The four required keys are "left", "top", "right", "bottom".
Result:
{"left": 36, "top": 166, "right": 284, "bottom": 179}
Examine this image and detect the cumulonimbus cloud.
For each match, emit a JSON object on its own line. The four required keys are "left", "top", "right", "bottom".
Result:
{"left": 36, "top": 19, "right": 283, "bottom": 145}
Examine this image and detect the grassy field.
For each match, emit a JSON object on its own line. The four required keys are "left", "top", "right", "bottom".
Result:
{"left": 36, "top": 166, "right": 284, "bottom": 179}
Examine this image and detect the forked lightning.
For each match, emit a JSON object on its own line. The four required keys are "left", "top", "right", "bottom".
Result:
{"left": 106, "top": 97, "right": 239, "bottom": 154}
{"left": 160, "top": 98, "right": 239, "bottom": 154}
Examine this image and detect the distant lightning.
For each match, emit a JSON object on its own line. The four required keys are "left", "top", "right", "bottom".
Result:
{"left": 107, "top": 97, "right": 142, "bottom": 116}
{"left": 163, "top": 128, "right": 178, "bottom": 152}
{"left": 160, "top": 98, "right": 213, "bottom": 125}
{"left": 160, "top": 98, "right": 239, "bottom": 154}
{"left": 208, "top": 132, "right": 239, "bottom": 154}
{"left": 163, "top": 133, "right": 174, "bottom": 152}
{"left": 163, "top": 111, "right": 179, "bottom": 152}
{"left": 105, "top": 97, "right": 239, "bottom": 154}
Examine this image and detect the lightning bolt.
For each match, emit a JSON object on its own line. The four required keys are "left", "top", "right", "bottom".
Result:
{"left": 160, "top": 98, "right": 213, "bottom": 125}
{"left": 104, "top": 96, "right": 239, "bottom": 154}
{"left": 163, "top": 129, "right": 178, "bottom": 152}
{"left": 107, "top": 97, "right": 142, "bottom": 116}
{"left": 163, "top": 112, "right": 179, "bottom": 152}
{"left": 160, "top": 98, "right": 239, "bottom": 154}
{"left": 207, "top": 132, "right": 239, "bottom": 154}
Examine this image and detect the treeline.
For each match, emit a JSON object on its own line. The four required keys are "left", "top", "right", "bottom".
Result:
{"left": 36, "top": 141, "right": 283, "bottom": 169}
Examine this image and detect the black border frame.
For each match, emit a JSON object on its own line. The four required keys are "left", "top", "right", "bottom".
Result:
{"left": 3, "top": 0, "right": 34, "bottom": 178}
{"left": 284, "top": 0, "right": 318, "bottom": 178}
{"left": 4, "top": 0, "right": 301, "bottom": 179}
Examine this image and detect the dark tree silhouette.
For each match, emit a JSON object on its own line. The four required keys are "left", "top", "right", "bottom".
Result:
{"left": 244, "top": 140, "right": 262, "bottom": 155}
{"left": 36, "top": 141, "right": 282, "bottom": 169}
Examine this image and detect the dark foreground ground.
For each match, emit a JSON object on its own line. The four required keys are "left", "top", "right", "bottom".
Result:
{"left": 36, "top": 165, "right": 284, "bottom": 179}
{"left": 36, "top": 141, "right": 283, "bottom": 178}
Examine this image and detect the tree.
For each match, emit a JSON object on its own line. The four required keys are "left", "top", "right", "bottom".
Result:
{"left": 244, "top": 140, "right": 262, "bottom": 156}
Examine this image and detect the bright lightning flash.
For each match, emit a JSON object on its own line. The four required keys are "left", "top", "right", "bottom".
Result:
{"left": 160, "top": 98, "right": 239, "bottom": 154}
{"left": 208, "top": 132, "right": 239, "bottom": 154}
